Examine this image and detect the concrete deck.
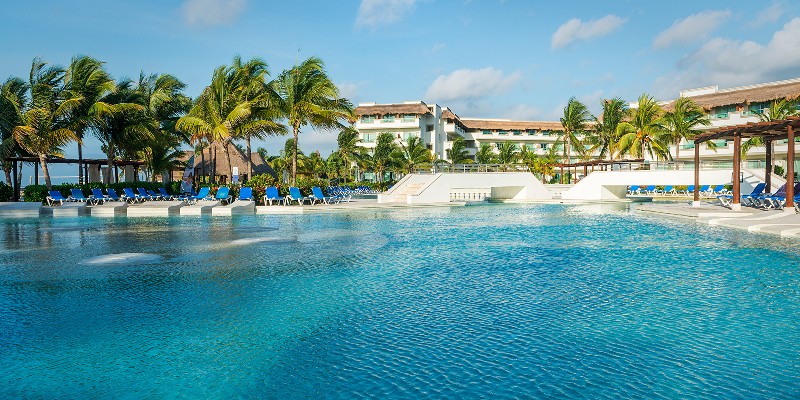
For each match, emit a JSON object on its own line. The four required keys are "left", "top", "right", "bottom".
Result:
{"left": 255, "top": 198, "right": 464, "bottom": 214}
{"left": 0, "top": 202, "right": 41, "bottom": 217}
{"left": 89, "top": 201, "right": 128, "bottom": 216}
{"left": 636, "top": 201, "right": 800, "bottom": 239}
{"left": 126, "top": 200, "right": 184, "bottom": 217}
{"left": 211, "top": 200, "right": 256, "bottom": 216}
{"left": 180, "top": 200, "right": 220, "bottom": 216}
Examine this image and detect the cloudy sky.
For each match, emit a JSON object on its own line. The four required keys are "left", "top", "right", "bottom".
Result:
{"left": 1, "top": 0, "right": 799, "bottom": 162}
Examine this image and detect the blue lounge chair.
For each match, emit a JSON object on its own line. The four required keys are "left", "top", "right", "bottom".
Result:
{"left": 46, "top": 190, "right": 67, "bottom": 206}
{"left": 681, "top": 185, "right": 695, "bottom": 196}
{"left": 70, "top": 188, "right": 91, "bottom": 203}
{"left": 719, "top": 182, "right": 764, "bottom": 207}
{"left": 214, "top": 187, "right": 232, "bottom": 204}
{"left": 90, "top": 188, "right": 107, "bottom": 205}
{"left": 237, "top": 187, "right": 253, "bottom": 201}
{"left": 180, "top": 186, "right": 211, "bottom": 204}
{"left": 698, "top": 185, "right": 712, "bottom": 197}
{"left": 264, "top": 186, "right": 285, "bottom": 206}
{"left": 137, "top": 187, "right": 157, "bottom": 201}
{"left": 750, "top": 183, "right": 787, "bottom": 209}
{"left": 287, "top": 187, "right": 310, "bottom": 205}
{"left": 158, "top": 187, "right": 175, "bottom": 200}
{"left": 310, "top": 186, "right": 335, "bottom": 205}
{"left": 122, "top": 187, "right": 143, "bottom": 203}
{"left": 106, "top": 188, "right": 123, "bottom": 202}
{"left": 762, "top": 182, "right": 800, "bottom": 209}
{"left": 662, "top": 185, "right": 676, "bottom": 196}
{"left": 740, "top": 182, "right": 767, "bottom": 207}
{"left": 710, "top": 185, "right": 728, "bottom": 196}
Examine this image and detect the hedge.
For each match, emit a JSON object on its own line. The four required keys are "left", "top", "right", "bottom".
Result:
{"left": 0, "top": 182, "right": 13, "bottom": 202}
{"left": 23, "top": 182, "right": 175, "bottom": 203}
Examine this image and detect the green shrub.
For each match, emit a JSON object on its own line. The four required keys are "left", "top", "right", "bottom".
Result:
{"left": 0, "top": 182, "right": 13, "bottom": 201}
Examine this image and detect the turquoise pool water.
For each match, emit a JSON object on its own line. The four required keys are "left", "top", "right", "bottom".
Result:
{"left": 1, "top": 203, "right": 799, "bottom": 399}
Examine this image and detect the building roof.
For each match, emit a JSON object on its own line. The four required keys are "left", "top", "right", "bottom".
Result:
{"left": 180, "top": 142, "right": 277, "bottom": 179}
{"left": 355, "top": 102, "right": 431, "bottom": 117}
{"left": 667, "top": 79, "right": 800, "bottom": 111}
{"left": 460, "top": 119, "right": 564, "bottom": 131}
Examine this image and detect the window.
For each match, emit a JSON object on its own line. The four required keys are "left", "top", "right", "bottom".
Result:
{"left": 426, "top": 125, "right": 434, "bottom": 132}
{"left": 464, "top": 140, "right": 476, "bottom": 148}
{"left": 541, "top": 130, "right": 550, "bottom": 136}
{"left": 540, "top": 143, "right": 548, "bottom": 150}
{"left": 360, "top": 115, "right": 375, "bottom": 123}
{"left": 382, "top": 114, "right": 395, "bottom": 123}
{"left": 498, "top": 131, "right": 509, "bottom": 135}
{"left": 525, "top": 144, "right": 535, "bottom": 150}
{"left": 362, "top": 133, "right": 376, "bottom": 143}
{"left": 402, "top": 114, "right": 416, "bottom": 122}
{"left": 527, "top": 129, "right": 537, "bottom": 135}
{"left": 482, "top": 130, "right": 492, "bottom": 135}
{"left": 512, "top": 130, "right": 522, "bottom": 136}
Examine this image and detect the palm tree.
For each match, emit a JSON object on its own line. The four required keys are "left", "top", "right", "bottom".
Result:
{"left": 0, "top": 77, "right": 28, "bottom": 185}
{"left": 559, "top": 97, "right": 592, "bottom": 166}
{"left": 13, "top": 59, "right": 80, "bottom": 190}
{"left": 337, "top": 126, "right": 362, "bottom": 182}
{"left": 271, "top": 57, "right": 354, "bottom": 185}
{"left": 742, "top": 98, "right": 799, "bottom": 155}
{"left": 586, "top": 98, "right": 627, "bottom": 161}
{"left": 618, "top": 93, "right": 670, "bottom": 160}
{"left": 63, "top": 55, "right": 115, "bottom": 184}
{"left": 391, "top": 136, "right": 431, "bottom": 174}
{"left": 447, "top": 136, "right": 471, "bottom": 164}
{"left": 140, "top": 130, "right": 183, "bottom": 182}
{"left": 475, "top": 142, "right": 495, "bottom": 164}
{"left": 305, "top": 151, "right": 327, "bottom": 178}
{"left": 368, "top": 132, "right": 396, "bottom": 182}
{"left": 662, "top": 96, "right": 709, "bottom": 165}
{"left": 496, "top": 141, "right": 518, "bottom": 164}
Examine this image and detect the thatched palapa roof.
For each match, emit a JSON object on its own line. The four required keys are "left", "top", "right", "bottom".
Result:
{"left": 666, "top": 79, "right": 800, "bottom": 111}
{"left": 460, "top": 119, "right": 564, "bottom": 131}
{"left": 179, "top": 141, "right": 277, "bottom": 179}
{"left": 355, "top": 102, "right": 432, "bottom": 117}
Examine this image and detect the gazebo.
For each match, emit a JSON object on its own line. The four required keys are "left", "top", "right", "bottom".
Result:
{"left": 692, "top": 116, "right": 798, "bottom": 211}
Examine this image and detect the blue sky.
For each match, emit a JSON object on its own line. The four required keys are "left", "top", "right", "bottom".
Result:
{"left": 2, "top": 0, "right": 799, "bottom": 180}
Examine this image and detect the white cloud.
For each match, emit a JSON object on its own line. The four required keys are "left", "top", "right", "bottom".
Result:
{"left": 653, "top": 17, "right": 800, "bottom": 97}
{"left": 181, "top": 0, "right": 246, "bottom": 27}
{"left": 337, "top": 82, "right": 359, "bottom": 101}
{"left": 551, "top": 15, "right": 626, "bottom": 49}
{"left": 505, "top": 104, "right": 543, "bottom": 121}
{"left": 752, "top": 1, "right": 785, "bottom": 27}
{"left": 424, "top": 67, "right": 521, "bottom": 102}
{"left": 356, "top": 0, "right": 416, "bottom": 29}
{"left": 653, "top": 10, "right": 731, "bottom": 49}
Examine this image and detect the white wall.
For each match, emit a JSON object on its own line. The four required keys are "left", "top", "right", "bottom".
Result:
{"left": 561, "top": 170, "right": 755, "bottom": 200}
{"left": 388, "top": 172, "right": 552, "bottom": 203}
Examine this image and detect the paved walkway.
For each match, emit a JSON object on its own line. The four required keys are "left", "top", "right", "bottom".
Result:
{"left": 636, "top": 201, "right": 800, "bottom": 239}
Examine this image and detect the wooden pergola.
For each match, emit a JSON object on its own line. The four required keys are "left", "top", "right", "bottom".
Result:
{"left": 693, "top": 116, "right": 799, "bottom": 210}
{"left": 555, "top": 159, "right": 645, "bottom": 184}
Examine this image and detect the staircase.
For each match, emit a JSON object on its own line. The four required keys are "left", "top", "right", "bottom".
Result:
{"left": 391, "top": 183, "right": 425, "bottom": 203}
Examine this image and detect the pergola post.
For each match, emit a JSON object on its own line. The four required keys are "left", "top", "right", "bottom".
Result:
{"left": 786, "top": 125, "right": 795, "bottom": 212}
{"left": 693, "top": 141, "right": 700, "bottom": 206}
{"left": 34, "top": 161, "right": 39, "bottom": 186}
{"left": 12, "top": 160, "right": 19, "bottom": 202}
{"left": 765, "top": 139, "right": 773, "bottom": 192}
{"left": 731, "top": 132, "right": 741, "bottom": 211}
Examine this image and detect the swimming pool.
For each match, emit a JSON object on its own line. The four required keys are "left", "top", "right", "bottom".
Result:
{"left": 1, "top": 203, "right": 798, "bottom": 398}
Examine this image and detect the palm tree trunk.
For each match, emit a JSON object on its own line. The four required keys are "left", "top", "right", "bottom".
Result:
{"left": 212, "top": 145, "right": 217, "bottom": 184}
{"left": 223, "top": 139, "right": 234, "bottom": 182}
{"left": 246, "top": 133, "right": 252, "bottom": 182}
{"left": 292, "top": 125, "right": 299, "bottom": 185}
{"left": 3, "top": 164, "right": 11, "bottom": 185}
{"left": 40, "top": 153, "right": 52, "bottom": 190}
{"left": 200, "top": 142, "right": 206, "bottom": 184}
{"left": 675, "top": 141, "right": 681, "bottom": 170}
{"left": 77, "top": 128, "right": 85, "bottom": 184}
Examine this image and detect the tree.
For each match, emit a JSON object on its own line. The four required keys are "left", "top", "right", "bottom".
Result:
{"left": 337, "top": 126, "right": 361, "bottom": 182}
{"left": 742, "top": 98, "right": 799, "bottom": 155}
{"left": 447, "top": 136, "right": 471, "bottom": 164}
{"left": 272, "top": 57, "right": 353, "bottom": 185}
{"left": 0, "top": 77, "right": 28, "bottom": 185}
{"left": 618, "top": 93, "right": 670, "bottom": 160}
{"left": 496, "top": 141, "right": 518, "bottom": 164}
{"left": 391, "top": 136, "right": 431, "bottom": 174}
{"left": 559, "top": 97, "right": 592, "bottom": 165}
{"left": 662, "top": 96, "right": 709, "bottom": 164}
{"left": 13, "top": 59, "right": 80, "bottom": 190}
{"left": 586, "top": 98, "right": 627, "bottom": 161}
{"left": 367, "top": 132, "right": 395, "bottom": 182}
{"left": 475, "top": 142, "right": 495, "bottom": 164}
{"left": 63, "top": 55, "right": 115, "bottom": 184}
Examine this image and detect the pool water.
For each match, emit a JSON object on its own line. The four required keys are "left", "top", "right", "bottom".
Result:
{"left": 1, "top": 203, "right": 799, "bottom": 399}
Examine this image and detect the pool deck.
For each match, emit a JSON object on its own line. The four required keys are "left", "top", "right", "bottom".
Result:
{"left": 636, "top": 201, "right": 800, "bottom": 239}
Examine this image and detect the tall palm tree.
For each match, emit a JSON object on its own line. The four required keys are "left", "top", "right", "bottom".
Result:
{"left": 618, "top": 93, "right": 670, "bottom": 160}
{"left": 63, "top": 55, "right": 115, "bottom": 184}
{"left": 662, "top": 96, "right": 709, "bottom": 164}
{"left": 559, "top": 97, "right": 592, "bottom": 165}
{"left": 305, "top": 150, "right": 326, "bottom": 178}
{"left": 271, "top": 57, "right": 353, "bottom": 184}
{"left": 367, "top": 132, "right": 396, "bottom": 182}
{"left": 13, "top": 59, "right": 80, "bottom": 190}
{"left": 447, "top": 136, "right": 471, "bottom": 164}
{"left": 742, "top": 98, "right": 799, "bottom": 155}
{"left": 337, "top": 126, "right": 362, "bottom": 182}
{"left": 586, "top": 98, "right": 627, "bottom": 161}
{"left": 0, "top": 77, "right": 28, "bottom": 185}
{"left": 475, "top": 142, "right": 495, "bottom": 164}
{"left": 391, "top": 136, "right": 431, "bottom": 174}
{"left": 496, "top": 141, "right": 518, "bottom": 164}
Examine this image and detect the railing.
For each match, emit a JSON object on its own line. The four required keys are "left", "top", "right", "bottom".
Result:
{"left": 449, "top": 188, "right": 491, "bottom": 202}
{"left": 410, "top": 163, "right": 532, "bottom": 174}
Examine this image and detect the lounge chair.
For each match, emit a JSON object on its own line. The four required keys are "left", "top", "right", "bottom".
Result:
{"left": 237, "top": 187, "right": 253, "bottom": 202}
{"left": 180, "top": 187, "right": 211, "bottom": 204}
{"left": 122, "top": 187, "right": 143, "bottom": 203}
{"left": 740, "top": 182, "right": 767, "bottom": 207}
{"left": 158, "top": 187, "right": 176, "bottom": 200}
{"left": 698, "top": 185, "right": 712, "bottom": 197}
{"left": 287, "top": 187, "right": 311, "bottom": 205}
{"left": 137, "top": 188, "right": 158, "bottom": 201}
{"left": 264, "top": 186, "right": 285, "bottom": 206}
{"left": 681, "top": 185, "right": 695, "bottom": 196}
{"left": 762, "top": 182, "right": 800, "bottom": 209}
{"left": 627, "top": 185, "right": 640, "bottom": 195}
{"left": 90, "top": 188, "right": 108, "bottom": 205}
{"left": 46, "top": 190, "right": 67, "bottom": 206}
{"left": 710, "top": 185, "right": 728, "bottom": 196}
{"left": 662, "top": 185, "right": 676, "bottom": 196}
{"left": 718, "top": 182, "right": 763, "bottom": 207}
{"left": 641, "top": 185, "right": 657, "bottom": 195}
{"left": 750, "top": 183, "right": 787, "bottom": 209}
{"left": 310, "top": 186, "right": 335, "bottom": 205}
{"left": 70, "top": 188, "right": 91, "bottom": 203}
{"left": 214, "top": 187, "right": 232, "bottom": 205}
{"left": 106, "top": 188, "right": 123, "bottom": 202}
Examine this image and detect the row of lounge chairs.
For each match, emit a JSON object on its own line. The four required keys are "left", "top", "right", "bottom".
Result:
{"left": 719, "top": 182, "right": 800, "bottom": 211}
{"left": 46, "top": 187, "right": 175, "bottom": 206}
{"left": 327, "top": 185, "right": 379, "bottom": 197}
{"left": 627, "top": 185, "right": 731, "bottom": 197}
{"left": 264, "top": 186, "right": 351, "bottom": 206}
